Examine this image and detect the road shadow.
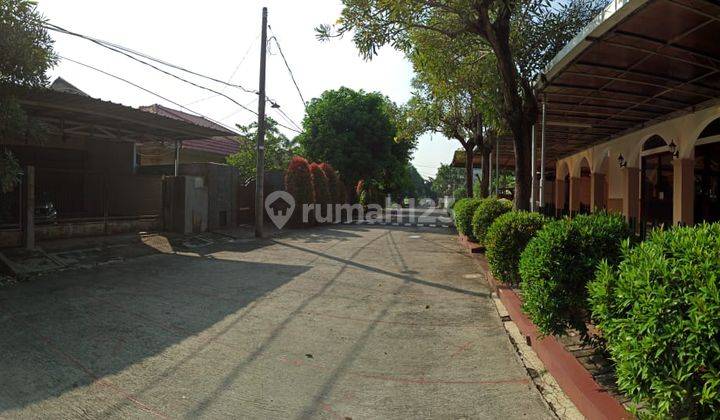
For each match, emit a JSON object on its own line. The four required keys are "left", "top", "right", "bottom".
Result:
{"left": 0, "top": 252, "right": 309, "bottom": 414}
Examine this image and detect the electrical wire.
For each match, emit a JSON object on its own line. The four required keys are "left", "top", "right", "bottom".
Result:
{"left": 268, "top": 29, "right": 307, "bottom": 109}
{"left": 46, "top": 23, "right": 257, "bottom": 94}
{"left": 49, "top": 23, "right": 302, "bottom": 134}
{"left": 58, "top": 55, "right": 238, "bottom": 133}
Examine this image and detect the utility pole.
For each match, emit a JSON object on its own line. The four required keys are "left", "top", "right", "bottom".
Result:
{"left": 255, "top": 7, "right": 268, "bottom": 238}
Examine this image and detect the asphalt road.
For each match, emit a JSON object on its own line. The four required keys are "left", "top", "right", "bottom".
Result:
{"left": 0, "top": 224, "right": 551, "bottom": 419}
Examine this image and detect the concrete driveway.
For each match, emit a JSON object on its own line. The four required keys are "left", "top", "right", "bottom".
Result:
{"left": 0, "top": 225, "right": 552, "bottom": 419}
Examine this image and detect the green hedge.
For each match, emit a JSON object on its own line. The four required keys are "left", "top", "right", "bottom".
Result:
{"left": 519, "top": 212, "right": 630, "bottom": 337}
{"left": 589, "top": 224, "right": 720, "bottom": 417}
{"left": 471, "top": 197, "right": 513, "bottom": 245}
{"left": 485, "top": 211, "right": 545, "bottom": 286}
{"left": 453, "top": 197, "right": 482, "bottom": 240}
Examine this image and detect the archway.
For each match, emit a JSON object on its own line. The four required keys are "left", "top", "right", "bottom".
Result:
{"left": 595, "top": 154, "right": 609, "bottom": 211}
{"left": 694, "top": 116, "right": 720, "bottom": 223}
{"left": 641, "top": 135, "right": 673, "bottom": 226}
{"left": 579, "top": 157, "right": 591, "bottom": 213}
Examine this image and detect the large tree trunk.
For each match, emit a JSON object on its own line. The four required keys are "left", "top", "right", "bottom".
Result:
{"left": 479, "top": 145, "right": 490, "bottom": 198}
{"left": 464, "top": 143, "right": 474, "bottom": 198}
{"left": 481, "top": 13, "right": 538, "bottom": 210}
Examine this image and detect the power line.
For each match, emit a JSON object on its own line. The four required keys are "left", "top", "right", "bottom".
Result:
{"left": 268, "top": 28, "right": 307, "bottom": 109}
{"left": 46, "top": 23, "right": 258, "bottom": 95}
{"left": 48, "top": 23, "right": 302, "bottom": 134}
{"left": 58, "top": 55, "right": 238, "bottom": 134}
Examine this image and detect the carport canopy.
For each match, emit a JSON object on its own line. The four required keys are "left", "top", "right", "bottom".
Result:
{"left": 13, "top": 87, "right": 237, "bottom": 142}
{"left": 536, "top": 0, "right": 720, "bottom": 162}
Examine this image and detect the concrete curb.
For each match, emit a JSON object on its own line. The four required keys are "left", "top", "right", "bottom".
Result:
{"left": 458, "top": 235, "right": 631, "bottom": 420}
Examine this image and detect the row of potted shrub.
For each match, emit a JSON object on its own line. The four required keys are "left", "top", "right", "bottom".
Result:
{"left": 453, "top": 199, "right": 720, "bottom": 417}
{"left": 284, "top": 156, "right": 347, "bottom": 224}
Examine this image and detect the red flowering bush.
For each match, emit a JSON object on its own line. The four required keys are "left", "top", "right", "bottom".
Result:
{"left": 319, "top": 163, "right": 340, "bottom": 204}
{"left": 284, "top": 157, "right": 314, "bottom": 223}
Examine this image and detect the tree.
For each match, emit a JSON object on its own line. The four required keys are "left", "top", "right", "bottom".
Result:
{"left": 318, "top": 0, "right": 604, "bottom": 209}
{"left": 226, "top": 117, "right": 298, "bottom": 180}
{"left": 402, "top": 27, "right": 504, "bottom": 199}
{"left": 432, "top": 164, "right": 465, "bottom": 198}
{"left": 1, "top": 0, "right": 56, "bottom": 192}
{"left": 297, "top": 87, "right": 416, "bottom": 201}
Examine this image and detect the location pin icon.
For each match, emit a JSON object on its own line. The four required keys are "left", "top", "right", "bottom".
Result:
{"left": 265, "top": 190, "right": 295, "bottom": 229}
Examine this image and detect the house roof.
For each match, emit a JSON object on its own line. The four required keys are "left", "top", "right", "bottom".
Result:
{"left": 450, "top": 139, "right": 515, "bottom": 170}
{"left": 14, "top": 86, "right": 235, "bottom": 142}
{"left": 140, "top": 104, "right": 241, "bottom": 156}
{"left": 536, "top": 0, "right": 720, "bottom": 161}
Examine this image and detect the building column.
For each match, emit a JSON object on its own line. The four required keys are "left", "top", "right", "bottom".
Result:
{"left": 555, "top": 178, "right": 565, "bottom": 213}
{"left": 621, "top": 167, "right": 639, "bottom": 222}
{"left": 673, "top": 158, "right": 694, "bottom": 226}
{"left": 569, "top": 176, "right": 581, "bottom": 213}
{"left": 24, "top": 166, "right": 35, "bottom": 250}
{"left": 590, "top": 173, "right": 606, "bottom": 211}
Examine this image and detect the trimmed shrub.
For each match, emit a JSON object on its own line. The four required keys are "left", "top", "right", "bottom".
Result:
{"left": 284, "top": 156, "right": 314, "bottom": 223}
{"left": 519, "top": 212, "right": 630, "bottom": 337}
{"left": 471, "top": 197, "right": 513, "bottom": 245}
{"left": 453, "top": 197, "right": 482, "bottom": 241}
{"left": 319, "top": 163, "right": 340, "bottom": 203}
{"left": 309, "top": 163, "right": 331, "bottom": 206}
{"left": 485, "top": 211, "right": 546, "bottom": 286}
{"left": 589, "top": 224, "right": 720, "bottom": 417}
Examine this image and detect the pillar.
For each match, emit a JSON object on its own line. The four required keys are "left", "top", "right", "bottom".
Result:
{"left": 673, "top": 158, "right": 694, "bottom": 226}
{"left": 24, "top": 166, "right": 35, "bottom": 250}
{"left": 590, "top": 173, "right": 606, "bottom": 211}
{"left": 569, "top": 176, "right": 581, "bottom": 213}
{"left": 555, "top": 178, "right": 565, "bottom": 213}
{"left": 621, "top": 167, "right": 639, "bottom": 222}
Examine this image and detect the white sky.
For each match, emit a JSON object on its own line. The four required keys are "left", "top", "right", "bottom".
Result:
{"left": 38, "top": 0, "right": 455, "bottom": 179}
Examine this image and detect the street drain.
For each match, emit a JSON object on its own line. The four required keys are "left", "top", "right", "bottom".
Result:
{"left": 463, "top": 273, "right": 483, "bottom": 279}
{"left": 408, "top": 235, "right": 421, "bottom": 239}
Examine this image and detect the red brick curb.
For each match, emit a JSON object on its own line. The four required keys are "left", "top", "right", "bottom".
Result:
{"left": 457, "top": 234, "right": 484, "bottom": 253}
{"left": 458, "top": 235, "right": 631, "bottom": 420}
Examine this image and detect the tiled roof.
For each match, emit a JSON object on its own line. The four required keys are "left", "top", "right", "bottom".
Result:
{"left": 140, "top": 104, "right": 243, "bottom": 156}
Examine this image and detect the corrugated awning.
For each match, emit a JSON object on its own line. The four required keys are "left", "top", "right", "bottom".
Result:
{"left": 536, "top": 0, "right": 720, "bottom": 161}
{"left": 11, "top": 88, "right": 237, "bottom": 142}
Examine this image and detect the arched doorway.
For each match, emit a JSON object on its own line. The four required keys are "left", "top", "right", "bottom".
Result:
{"left": 694, "top": 117, "right": 720, "bottom": 223}
{"left": 641, "top": 135, "right": 674, "bottom": 226}
{"left": 579, "top": 158, "right": 591, "bottom": 213}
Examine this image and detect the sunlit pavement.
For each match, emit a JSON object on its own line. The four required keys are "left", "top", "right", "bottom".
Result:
{"left": 0, "top": 224, "right": 551, "bottom": 419}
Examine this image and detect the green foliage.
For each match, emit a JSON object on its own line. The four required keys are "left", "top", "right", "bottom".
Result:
{"left": 1, "top": 0, "right": 56, "bottom": 87}
{"left": 452, "top": 197, "right": 482, "bottom": 240}
{"left": 486, "top": 211, "right": 545, "bottom": 285}
{"left": 519, "top": 213, "right": 630, "bottom": 337}
{"left": 284, "top": 156, "right": 314, "bottom": 217}
{"left": 309, "top": 163, "right": 331, "bottom": 206}
{"left": 1, "top": 0, "right": 55, "bottom": 191}
{"left": 226, "top": 118, "right": 298, "bottom": 180}
{"left": 432, "top": 164, "right": 465, "bottom": 198}
{"left": 471, "top": 197, "right": 513, "bottom": 245}
{"left": 588, "top": 224, "right": 720, "bottom": 417}
{"left": 356, "top": 178, "right": 382, "bottom": 207}
{"left": 0, "top": 149, "right": 22, "bottom": 193}
{"left": 297, "top": 87, "right": 415, "bottom": 195}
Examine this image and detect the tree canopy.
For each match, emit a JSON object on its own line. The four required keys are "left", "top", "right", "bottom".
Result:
{"left": 297, "top": 87, "right": 416, "bottom": 199}
{"left": 226, "top": 117, "right": 299, "bottom": 180}
{"left": 318, "top": 0, "right": 605, "bottom": 209}
{"left": 1, "top": 0, "right": 56, "bottom": 194}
